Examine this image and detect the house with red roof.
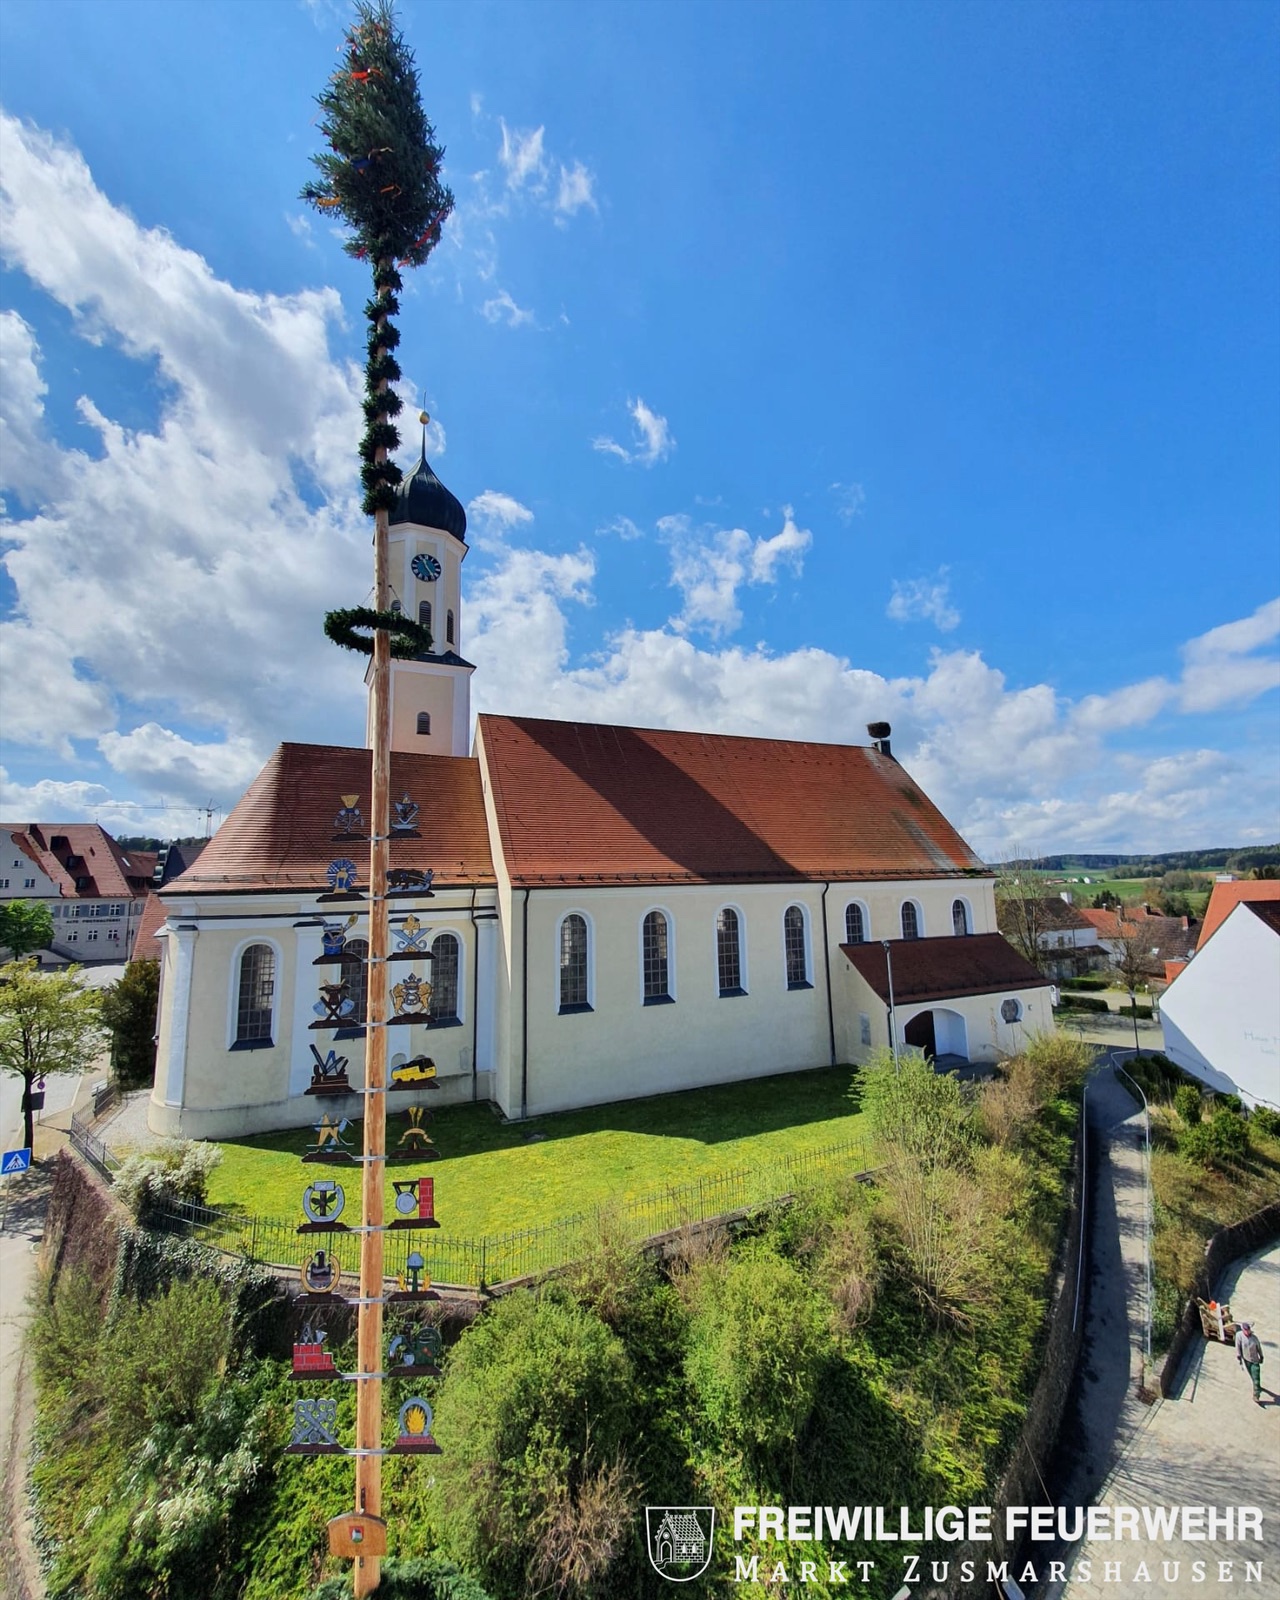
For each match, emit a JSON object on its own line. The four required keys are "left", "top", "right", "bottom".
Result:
{"left": 1159, "top": 883, "right": 1280, "bottom": 1109}
{"left": 146, "top": 454, "right": 1054, "bottom": 1137}
{"left": 0, "top": 822, "right": 153, "bottom": 959}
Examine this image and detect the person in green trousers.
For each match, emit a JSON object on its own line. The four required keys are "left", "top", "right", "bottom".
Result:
{"left": 1235, "top": 1321, "right": 1265, "bottom": 1404}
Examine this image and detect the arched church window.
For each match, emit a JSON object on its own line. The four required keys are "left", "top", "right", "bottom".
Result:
{"left": 717, "top": 908, "right": 745, "bottom": 996}
{"left": 338, "top": 938, "right": 368, "bottom": 1034}
{"left": 389, "top": 599, "right": 402, "bottom": 615}
{"left": 784, "top": 905, "right": 810, "bottom": 988}
{"left": 901, "top": 901, "right": 921, "bottom": 940}
{"left": 430, "top": 933, "right": 460, "bottom": 1022}
{"left": 419, "top": 599, "right": 432, "bottom": 632}
{"left": 446, "top": 609, "right": 456, "bottom": 646}
{"left": 236, "top": 944, "right": 275, "bottom": 1043}
{"left": 416, "top": 712, "right": 431, "bottom": 736}
{"left": 952, "top": 899, "right": 970, "bottom": 936}
{"left": 642, "top": 910, "right": 670, "bottom": 1003}
{"left": 845, "top": 902, "right": 867, "bottom": 944}
{"left": 559, "top": 914, "right": 590, "bottom": 1013}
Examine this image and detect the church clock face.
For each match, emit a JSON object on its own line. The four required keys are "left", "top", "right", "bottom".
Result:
{"left": 412, "top": 553, "right": 442, "bottom": 583}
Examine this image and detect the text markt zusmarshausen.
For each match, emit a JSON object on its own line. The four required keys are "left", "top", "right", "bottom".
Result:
{"left": 733, "top": 1506, "right": 1265, "bottom": 1543}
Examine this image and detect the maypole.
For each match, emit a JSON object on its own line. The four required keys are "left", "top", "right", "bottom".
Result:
{"left": 297, "top": 5, "right": 453, "bottom": 1593}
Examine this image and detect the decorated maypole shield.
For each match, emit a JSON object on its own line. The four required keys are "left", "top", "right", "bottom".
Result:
{"left": 301, "top": 4, "right": 453, "bottom": 1593}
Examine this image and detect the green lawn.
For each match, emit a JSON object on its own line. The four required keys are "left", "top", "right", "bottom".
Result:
{"left": 207, "top": 1066, "right": 868, "bottom": 1238}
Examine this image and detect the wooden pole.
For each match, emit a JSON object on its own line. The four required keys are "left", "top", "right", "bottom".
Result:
{"left": 354, "top": 271, "right": 394, "bottom": 1598}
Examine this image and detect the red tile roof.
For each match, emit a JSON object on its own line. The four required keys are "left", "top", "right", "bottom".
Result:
{"left": 477, "top": 716, "right": 988, "bottom": 888}
{"left": 2, "top": 823, "right": 145, "bottom": 899}
{"left": 131, "top": 890, "right": 169, "bottom": 962}
{"left": 164, "top": 743, "right": 495, "bottom": 893}
{"left": 1198, "top": 880, "right": 1280, "bottom": 948}
{"left": 840, "top": 934, "right": 1052, "bottom": 1004}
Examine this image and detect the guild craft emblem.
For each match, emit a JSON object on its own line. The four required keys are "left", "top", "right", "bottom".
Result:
{"left": 390, "top": 1054, "right": 438, "bottom": 1088}
{"left": 390, "top": 972, "right": 431, "bottom": 1018}
{"left": 394, "top": 1397, "right": 440, "bottom": 1454}
{"left": 320, "top": 912, "right": 359, "bottom": 958}
{"left": 390, "top": 1176, "right": 437, "bottom": 1227}
{"left": 326, "top": 857, "right": 359, "bottom": 893}
{"left": 334, "top": 794, "right": 365, "bottom": 836}
{"left": 304, "top": 1111, "right": 353, "bottom": 1163}
{"left": 390, "top": 793, "right": 421, "bottom": 834}
{"left": 288, "top": 1397, "right": 343, "bottom": 1454}
{"left": 301, "top": 1246, "right": 342, "bottom": 1296}
{"left": 645, "top": 1507, "right": 716, "bottom": 1582}
{"left": 387, "top": 866, "right": 434, "bottom": 895}
{"left": 392, "top": 913, "right": 432, "bottom": 955}
{"left": 305, "top": 1043, "right": 353, "bottom": 1096}
{"left": 313, "top": 979, "right": 356, "bottom": 1027}
{"left": 396, "top": 1106, "right": 435, "bottom": 1154}
{"left": 388, "top": 1323, "right": 442, "bottom": 1375}
{"left": 388, "top": 1250, "right": 439, "bottom": 1301}
{"left": 300, "top": 1178, "right": 348, "bottom": 1231}
{"left": 292, "top": 1319, "right": 338, "bottom": 1378}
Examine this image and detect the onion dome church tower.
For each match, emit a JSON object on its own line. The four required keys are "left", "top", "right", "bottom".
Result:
{"left": 366, "top": 422, "right": 474, "bottom": 757}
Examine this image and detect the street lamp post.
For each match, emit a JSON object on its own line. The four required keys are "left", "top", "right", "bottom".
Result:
{"left": 883, "top": 939, "right": 900, "bottom": 1072}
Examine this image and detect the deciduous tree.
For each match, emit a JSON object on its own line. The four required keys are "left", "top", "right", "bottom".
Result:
{"left": 0, "top": 959, "right": 105, "bottom": 1149}
{"left": 0, "top": 899, "right": 54, "bottom": 959}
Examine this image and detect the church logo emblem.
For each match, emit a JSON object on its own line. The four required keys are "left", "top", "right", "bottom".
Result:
{"left": 644, "top": 1506, "right": 715, "bottom": 1582}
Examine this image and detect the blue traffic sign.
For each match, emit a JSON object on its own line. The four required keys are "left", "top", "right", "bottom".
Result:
{"left": 1, "top": 1148, "right": 32, "bottom": 1175}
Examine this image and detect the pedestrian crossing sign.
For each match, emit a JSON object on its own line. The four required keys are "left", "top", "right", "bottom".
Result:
{"left": 2, "top": 1148, "right": 32, "bottom": 1174}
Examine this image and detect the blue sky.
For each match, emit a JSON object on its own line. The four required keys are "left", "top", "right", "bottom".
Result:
{"left": 0, "top": 0, "right": 1277, "bottom": 856}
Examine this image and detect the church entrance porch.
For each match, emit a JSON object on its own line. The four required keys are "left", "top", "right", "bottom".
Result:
{"left": 903, "top": 1006, "right": 968, "bottom": 1064}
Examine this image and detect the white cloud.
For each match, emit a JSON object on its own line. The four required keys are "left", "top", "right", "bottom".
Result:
{"left": 596, "top": 515, "right": 645, "bottom": 541}
{"left": 555, "top": 161, "right": 597, "bottom": 220}
{"left": 1178, "top": 597, "right": 1280, "bottom": 712}
{"left": 285, "top": 212, "right": 314, "bottom": 245}
{"left": 480, "top": 288, "right": 535, "bottom": 328}
{"left": 592, "top": 397, "right": 674, "bottom": 467}
{"left": 662, "top": 509, "right": 813, "bottom": 637}
{"left": 0, "top": 311, "right": 66, "bottom": 505}
{"left": 97, "top": 724, "right": 265, "bottom": 807}
{"left": 465, "top": 541, "right": 1279, "bottom": 853}
{"left": 886, "top": 569, "right": 961, "bottom": 632}
{"left": 498, "top": 121, "right": 547, "bottom": 192}
{"left": 830, "top": 482, "right": 866, "bottom": 523}
{"left": 466, "top": 489, "right": 534, "bottom": 545}
{"left": 0, "top": 110, "right": 368, "bottom": 774}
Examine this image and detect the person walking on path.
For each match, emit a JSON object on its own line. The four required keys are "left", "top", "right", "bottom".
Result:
{"left": 1236, "top": 1320, "right": 1266, "bottom": 1403}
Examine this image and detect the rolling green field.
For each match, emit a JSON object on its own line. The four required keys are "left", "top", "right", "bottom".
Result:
{"left": 206, "top": 1066, "right": 869, "bottom": 1236}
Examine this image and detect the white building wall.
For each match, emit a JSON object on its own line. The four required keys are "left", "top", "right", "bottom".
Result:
{"left": 1160, "top": 909, "right": 1280, "bottom": 1109}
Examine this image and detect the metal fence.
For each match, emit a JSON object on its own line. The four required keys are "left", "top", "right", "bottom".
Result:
{"left": 151, "top": 1133, "right": 872, "bottom": 1291}
{"left": 68, "top": 1109, "right": 120, "bottom": 1180}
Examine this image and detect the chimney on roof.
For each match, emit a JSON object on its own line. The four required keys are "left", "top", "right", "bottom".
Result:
{"left": 866, "top": 720, "right": 892, "bottom": 758}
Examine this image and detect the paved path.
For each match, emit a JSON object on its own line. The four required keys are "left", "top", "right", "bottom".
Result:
{"left": 1043, "top": 1057, "right": 1280, "bottom": 1597}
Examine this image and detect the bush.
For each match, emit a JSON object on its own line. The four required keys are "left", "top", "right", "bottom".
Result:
{"left": 684, "top": 1241, "right": 836, "bottom": 1452}
{"left": 1180, "top": 1109, "right": 1249, "bottom": 1169}
{"left": 100, "top": 958, "right": 160, "bottom": 1089}
{"left": 307, "top": 1557, "right": 494, "bottom": 1600}
{"left": 428, "top": 1290, "right": 636, "bottom": 1598}
{"left": 1250, "top": 1106, "right": 1280, "bottom": 1139}
{"left": 113, "top": 1141, "right": 222, "bottom": 1219}
{"left": 1173, "top": 1085, "right": 1203, "bottom": 1126}
{"left": 1054, "top": 995, "right": 1109, "bottom": 1013}
{"left": 1061, "top": 975, "right": 1109, "bottom": 991}
{"left": 1118, "top": 1003, "right": 1154, "bottom": 1020}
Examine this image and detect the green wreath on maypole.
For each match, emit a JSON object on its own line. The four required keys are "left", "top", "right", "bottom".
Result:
{"left": 302, "top": 0, "right": 455, "bottom": 646}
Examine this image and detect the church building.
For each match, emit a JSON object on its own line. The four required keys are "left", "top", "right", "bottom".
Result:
{"left": 148, "top": 451, "right": 1053, "bottom": 1139}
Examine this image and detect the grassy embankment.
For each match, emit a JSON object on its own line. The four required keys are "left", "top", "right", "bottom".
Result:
{"left": 206, "top": 1066, "right": 870, "bottom": 1236}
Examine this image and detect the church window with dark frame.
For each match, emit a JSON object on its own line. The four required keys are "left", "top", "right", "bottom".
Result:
{"left": 418, "top": 599, "right": 432, "bottom": 631}
{"left": 559, "top": 914, "right": 590, "bottom": 1013}
{"left": 901, "top": 901, "right": 921, "bottom": 940}
{"left": 845, "top": 902, "right": 867, "bottom": 944}
{"left": 716, "top": 907, "right": 745, "bottom": 996}
{"left": 416, "top": 712, "right": 431, "bottom": 736}
{"left": 336, "top": 937, "right": 369, "bottom": 1037}
{"left": 235, "top": 943, "right": 275, "bottom": 1045}
{"left": 784, "top": 905, "right": 810, "bottom": 988}
{"left": 952, "top": 899, "right": 970, "bottom": 937}
{"left": 429, "top": 932, "right": 460, "bottom": 1023}
{"left": 446, "top": 609, "right": 455, "bottom": 646}
{"left": 642, "top": 910, "right": 671, "bottom": 1004}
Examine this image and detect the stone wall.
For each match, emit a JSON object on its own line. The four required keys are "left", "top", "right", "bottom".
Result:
{"left": 1159, "top": 1198, "right": 1280, "bottom": 1395}
{"left": 41, "top": 1147, "right": 130, "bottom": 1304}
